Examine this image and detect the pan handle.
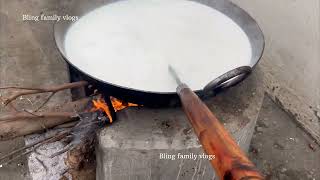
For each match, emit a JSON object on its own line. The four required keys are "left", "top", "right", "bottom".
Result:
{"left": 203, "top": 66, "right": 252, "bottom": 93}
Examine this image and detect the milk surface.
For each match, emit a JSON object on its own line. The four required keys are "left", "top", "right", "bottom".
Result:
{"left": 64, "top": 0, "right": 252, "bottom": 92}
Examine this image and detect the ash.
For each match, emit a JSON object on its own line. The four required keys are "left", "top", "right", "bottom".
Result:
{"left": 25, "top": 111, "right": 106, "bottom": 180}
{"left": 25, "top": 129, "right": 71, "bottom": 180}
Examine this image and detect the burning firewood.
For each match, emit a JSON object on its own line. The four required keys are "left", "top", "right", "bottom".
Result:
{"left": 0, "top": 81, "right": 139, "bottom": 179}
{"left": 0, "top": 111, "right": 106, "bottom": 170}
{"left": 64, "top": 112, "right": 106, "bottom": 179}
{"left": 91, "top": 97, "right": 138, "bottom": 123}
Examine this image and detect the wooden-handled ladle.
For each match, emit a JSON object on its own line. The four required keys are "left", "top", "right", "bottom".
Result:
{"left": 169, "top": 65, "right": 264, "bottom": 180}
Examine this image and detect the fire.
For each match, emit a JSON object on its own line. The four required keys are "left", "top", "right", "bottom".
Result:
{"left": 91, "top": 97, "right": 138, "bottom": 123}
{"left": 92, "top": 99, "right": 112, "bottom": 122}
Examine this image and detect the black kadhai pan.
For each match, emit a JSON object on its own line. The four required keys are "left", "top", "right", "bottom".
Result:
{"left": 54, "top": 0, "right": 264, "bottom": 107}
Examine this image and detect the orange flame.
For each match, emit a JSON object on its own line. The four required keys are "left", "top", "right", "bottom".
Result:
{"left": 91, "top": 97, "right": 138, "bottom": 123}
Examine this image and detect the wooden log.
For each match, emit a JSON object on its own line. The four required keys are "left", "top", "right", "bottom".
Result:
{"left": 0, "top": 98, "right": 91, "bottom": 140}
{"left": 65, "top": 138, "right": 96, "bottom": 180}
{"left": 65, "top": 111, "right": 100, "bottom": 180}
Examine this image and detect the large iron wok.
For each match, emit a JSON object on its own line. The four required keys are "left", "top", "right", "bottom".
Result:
{"left": 54, "top": 0, "right": 264, "bottom": 107}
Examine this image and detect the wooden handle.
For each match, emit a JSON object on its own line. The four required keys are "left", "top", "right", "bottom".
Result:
{"left": 177, "top": 85, "right": 264, "bottom": 180}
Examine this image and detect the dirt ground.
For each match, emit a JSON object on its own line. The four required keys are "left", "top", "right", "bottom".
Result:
{"left": 249, "top": 95, "right": 320, "bottom": 180}
{"left": 0, "top": 138, "right": 29, "bottom": 180}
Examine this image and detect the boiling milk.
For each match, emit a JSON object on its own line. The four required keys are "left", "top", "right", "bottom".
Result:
{"left": 64, "top": 0, "right": 252, "bottom": 92}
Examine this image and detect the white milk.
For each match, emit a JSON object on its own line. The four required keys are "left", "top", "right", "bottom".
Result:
{"left": 64, "top": 0, "right": 252, "bottom": 92}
